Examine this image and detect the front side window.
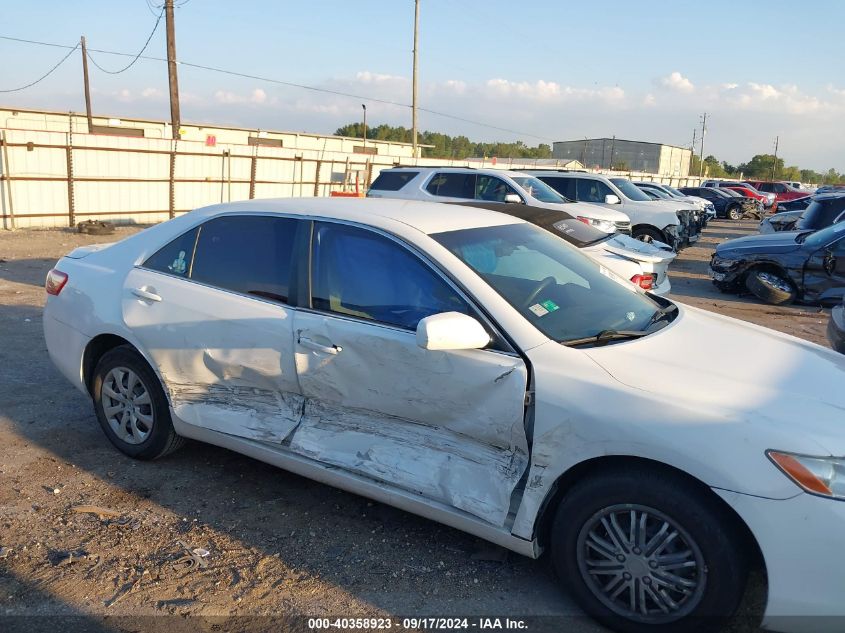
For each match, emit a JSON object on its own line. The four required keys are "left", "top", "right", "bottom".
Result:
{"left": 143, "top": 226, "right": 199, "bottom": 277}
{"left": 576, "top": 178, "right": 614, "bottom": 203}
{"left": 190, "top": 215, "right": 298, "bottom": 303}
{"left": 426, "top": 173, "right": 475, "bottom": 199}
{"left": 475, "top": 175, "right": 519, "bottom": 202}
{"left": 311, "top": 223, "right": 469, "bottom": 330}
{"left": 433, "top": 223, "right": 661, "bottom": 344}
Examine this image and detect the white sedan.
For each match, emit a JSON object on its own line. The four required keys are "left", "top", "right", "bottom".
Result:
{"left": 44, "top": 198, "right": 845, "bottom": 632}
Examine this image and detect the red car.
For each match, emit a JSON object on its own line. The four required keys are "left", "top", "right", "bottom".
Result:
{"left": 747, "top": 181, "right": 808, "bottom": 203}
{"left": 724, "top": 186, "right": 776, "bottom": 211}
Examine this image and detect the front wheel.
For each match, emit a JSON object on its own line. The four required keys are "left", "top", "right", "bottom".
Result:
{"left": 744, "top": 268, "right": 796, "bottom": 305}
{"left": 550, "top": 467, "right": 748, "bottom": 633}
{"left": 727, "top": 205, "right": 742, "bottom": 221}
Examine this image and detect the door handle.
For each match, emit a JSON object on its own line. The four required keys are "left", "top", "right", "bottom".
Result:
{"left": 298, "top": 335, "right": 342, "bottom": 355}
{"left": 132, "top": 287, "right": 162, "bottom": 302}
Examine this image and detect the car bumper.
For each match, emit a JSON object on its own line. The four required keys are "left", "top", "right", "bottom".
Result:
{"left": 828, "top": 304, "right": 845, "bottom": 354}
{"left": 43, "top": 311, "right": 91, "bottom": 396}
{"left": 716, "top": 489, "right": 845, "bottom": 632}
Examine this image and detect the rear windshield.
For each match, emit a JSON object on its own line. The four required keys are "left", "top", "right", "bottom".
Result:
{"left": 369, "top": 171, "right": 418, "bottom": 191}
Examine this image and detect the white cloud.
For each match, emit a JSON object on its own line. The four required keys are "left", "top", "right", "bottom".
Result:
{"left": 643, "top": 93, "right": 656, "bottom": 107}
{"left": 660, "top": 71, "right": 695, "bottom": 93}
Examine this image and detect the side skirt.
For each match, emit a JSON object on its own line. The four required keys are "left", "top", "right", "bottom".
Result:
{"left": 172, "top": 416, "right": 541, "bottom": 559}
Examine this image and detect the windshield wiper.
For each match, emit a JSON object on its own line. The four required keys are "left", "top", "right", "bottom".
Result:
{"left": 562, "top": 329, "right": 652, "bottom": 348}
{"left": 647, "top": 303, "right": 678, "bottom": 327}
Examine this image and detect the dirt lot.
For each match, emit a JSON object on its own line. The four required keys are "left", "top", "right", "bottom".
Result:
{"left": 0, "top": 219, "right": 832, "bottom": 633}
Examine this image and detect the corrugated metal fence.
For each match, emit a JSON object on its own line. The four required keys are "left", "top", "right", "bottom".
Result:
{"left": 0, "top": 127, "right": 704, "bottom": 230}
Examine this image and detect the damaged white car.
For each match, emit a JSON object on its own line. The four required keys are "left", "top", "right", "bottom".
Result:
{"left": 45, "top": 198, "right": 845, "bottom": 633}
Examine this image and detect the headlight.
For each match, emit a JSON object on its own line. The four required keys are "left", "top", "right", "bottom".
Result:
{"left": 577, "top": 216, "right": 616, "bottom": 233}
{"left": 768, "top": 451, "right": 845, "bottom": 499}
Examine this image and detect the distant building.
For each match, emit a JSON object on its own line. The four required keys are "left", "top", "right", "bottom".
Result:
{"left": 553, "top": 138, "right": 691, "bottom": 176}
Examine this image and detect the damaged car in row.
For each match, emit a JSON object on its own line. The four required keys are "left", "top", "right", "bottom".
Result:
{"left": 44, "top": 198, "right": 845, "bottom": 633}
{"left": 711, "top": 221, "right": 845, "bottom": 305}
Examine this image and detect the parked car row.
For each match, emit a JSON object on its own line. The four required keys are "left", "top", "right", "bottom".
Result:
{"left": 44, "top": 194, "right": 845, "bottom": 633}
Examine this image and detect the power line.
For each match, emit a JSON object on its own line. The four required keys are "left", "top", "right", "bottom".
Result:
{"left": 0, "top": 34, "right": 554, "bottom": 141}
{"left": 0, "top": 42, "right": 79, "bottom": 93}
{"left": 86, "top": 7, "right": 164, "bottom": 74}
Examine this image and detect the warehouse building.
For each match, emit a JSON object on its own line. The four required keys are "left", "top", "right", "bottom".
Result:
{"left": 552, "top": 138, "right": 692, "bottom": 176}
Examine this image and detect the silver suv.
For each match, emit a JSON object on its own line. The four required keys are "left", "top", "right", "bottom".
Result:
{"left": 524, "top": 170, "right": 703, "bottom": 250}
{"left": 367, "top": 167, "right": 632, "bottom": 235}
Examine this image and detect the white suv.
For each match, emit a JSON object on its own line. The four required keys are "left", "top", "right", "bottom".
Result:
{"left": 525, "top": 171, "right": 703, "bottom": 250}
{"left": 367, "top": 167, "right": 631, "bottom": 235}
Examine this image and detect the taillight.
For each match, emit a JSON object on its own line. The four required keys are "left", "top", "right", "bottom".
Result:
{"left": 576, "top": 216, "right": 591, "bottom": 225}
{"left": 45, "top": 269, "right": 68, "bottom": 295}
{"left": 631, "top": 274, "right": 654, "bottom": 290}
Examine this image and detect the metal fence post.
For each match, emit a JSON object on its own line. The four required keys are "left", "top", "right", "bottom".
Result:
{"left": 66, "top": 131, "right": 75, "bottom": 227}
{"left": 1, "top": 131, "right": 15, "bottom": 230}
{"left": 169, "top": 139, "right": 176, "bottom": 218}
{"left": 249, "top": 152, "right": 257, "bottom": 199}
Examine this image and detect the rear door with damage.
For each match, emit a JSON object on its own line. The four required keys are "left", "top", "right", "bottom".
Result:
{"left": 803, "top": 235, "right": 845, "bottom": 304}
{"left": 123, "top": 214, "right": 305, "bottom": 441}
{"left": 287, "top": 221, "right": 530, "bottom": 527}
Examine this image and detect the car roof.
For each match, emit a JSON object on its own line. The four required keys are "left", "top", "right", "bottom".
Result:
{"left": 384, "top": 166, "right": 535, "bottom": 178}
{"left": 187, "top": 197, "right": 524, "bottom": 235}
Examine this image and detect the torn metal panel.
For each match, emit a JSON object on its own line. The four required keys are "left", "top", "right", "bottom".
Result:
{"left": 168, "top": 380, "right": 304, "bottom": 443}
{"left": 288, "top": 399, "right": 526, "bottom": 526}
{"left": 291, "top": 311, "right": 529, "bottom": 525}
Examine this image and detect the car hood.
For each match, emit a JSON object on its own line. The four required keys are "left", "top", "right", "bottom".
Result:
{"left": 715, "top": 230, "right": 805, "bottom": 256}
{"left": 585, "top": 303, "right": 845, "bottom": 454}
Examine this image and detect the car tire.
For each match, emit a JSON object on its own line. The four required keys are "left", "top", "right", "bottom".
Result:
{"left": 727, "top": 206, "right": 742, "bottom": 221}
{"left": 550, "top": 466, "right": 748, "bottom": 633}
{"left": 632, "top": 227, "right": 665, "bottom": 244}
{"left": 744, "top": 268, "right": 796, "bottom": 305}
{"left": 92, "top": 345, "right": 184, "bottom": 460}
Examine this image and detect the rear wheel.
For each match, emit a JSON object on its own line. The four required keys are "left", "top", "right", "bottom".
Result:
{"left": 92, "top": 345, "right": 184, "bottom": 460}
{"left": 550, "top": 467, "right": 748, "bottom": 633}
{"left": 744, "top": 268, "right": 796, "bottom": 305}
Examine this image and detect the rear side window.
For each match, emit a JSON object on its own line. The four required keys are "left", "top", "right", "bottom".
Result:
{"left": 143, "top": 227, "right": 199, "bottom": 277}
{"left": 369, "top": 171, "right": 418, "bottom": 191}
{"left": 190, "top": 215, "right": 298, "bottom": 303}
{"left": 426, "top": 173, "right": 476, "bottom": 199}
{"left": 576, "top": 178, "right": 614, "bottom": 203}
{"left": 311, "top": 222, "right": 469, "bottom": 330}
{"left": 538, "top": 176, "right": 577, "bottom": 201}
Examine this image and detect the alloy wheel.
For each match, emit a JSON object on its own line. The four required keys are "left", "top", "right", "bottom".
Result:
{"left": 101, "top": 366, "right": 154, "bottom": 444}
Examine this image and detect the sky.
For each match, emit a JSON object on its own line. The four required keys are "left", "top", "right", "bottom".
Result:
{"left": 2, "top": 0, "right": 844, "bottom": 172}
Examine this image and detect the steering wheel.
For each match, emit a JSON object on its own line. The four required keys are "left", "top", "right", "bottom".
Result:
{"left": 522, "top": 276, "right": 556, "bottom": 309}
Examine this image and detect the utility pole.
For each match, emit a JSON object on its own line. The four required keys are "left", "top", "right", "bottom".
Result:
{"left": 165, "top": 0, "right": 181, "bottom": 140}
{"left": 362, "top": 104, "right": 367, "bottom": 150}
{"left": 690, "top": 127, "right": 696, "bottom": 176}
{"left": 80, "top": 36, "right": 93, "bottom": 133}
{"left": 771, "top": 136, "right": 779, "bottom": 180}
{"left": 698, "top": 112, "right": 707, "bottom": 178}
{"left": 411, "top": 0, "right": 420, "bottom": 157}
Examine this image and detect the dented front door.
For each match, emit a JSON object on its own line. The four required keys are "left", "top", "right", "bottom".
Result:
{"left": 286, "top": 222, "right": 529, "bottom": 527}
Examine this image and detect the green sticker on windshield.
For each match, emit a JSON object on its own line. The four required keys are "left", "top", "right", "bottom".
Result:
{"left": 540, "top": 300, "right": 559, "bottom": 313}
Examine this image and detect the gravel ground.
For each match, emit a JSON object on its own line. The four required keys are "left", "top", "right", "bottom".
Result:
{"left": 0, "top": 219, "right": 832, "bottom": 633}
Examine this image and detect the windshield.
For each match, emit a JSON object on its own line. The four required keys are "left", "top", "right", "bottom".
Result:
{"left": 512, "top": 176, "right": 567, "bottom": 203}
{"left": 720, "top": 188, "right": 741, "bottom": 197}
{"left": 610, "top": 178, "right": 653, "bottom": 202}
{"left": 432, "top": 223, "right": 662, "bottom": 343}
{"left": 664, "top": 185, "right": 685, "bottom": 197}
{"left": 801, "top": 221, "right": 845, "bottom": 248}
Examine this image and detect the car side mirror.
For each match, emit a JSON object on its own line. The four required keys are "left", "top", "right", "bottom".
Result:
{"left": 504, "top": 193, "right": 522, "bottom": 204}
{"left": 416, "top": 312, "right": 490, "bottom": 351}
{"left": 605, "top": 194, "right": 621, "bottom": 205}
